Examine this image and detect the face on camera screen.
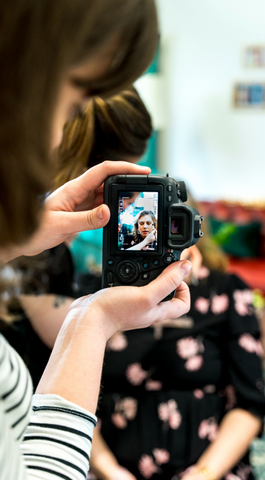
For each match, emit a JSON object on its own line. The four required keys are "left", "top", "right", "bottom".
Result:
{"left": 118, "top": 191, "right": 158, "bottom": 251}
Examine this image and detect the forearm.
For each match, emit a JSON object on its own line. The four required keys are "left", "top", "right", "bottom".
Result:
{"left": 90, "top": 426, "right": 120, "bottom": 479}
{"left": 127, "top": 239, "right": 147, "bottom": 251}
{"left": 196, "top": 409, "right": 262, "bottom": 479}
{"left": 19, "top": 294, "right": 75, "bottom": 348}
{"left": 36, "top": 309, "right": 107, "bottom": 414}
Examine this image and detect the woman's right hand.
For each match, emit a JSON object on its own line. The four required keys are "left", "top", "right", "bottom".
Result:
{"left": 36, "top": 260, "right": 191, "bottom": 413}
{"left": 65, "top": 260, "right": 192, "bottom": 341}
{"left": 144, "top": 228, "right": 157, "bottom": 245}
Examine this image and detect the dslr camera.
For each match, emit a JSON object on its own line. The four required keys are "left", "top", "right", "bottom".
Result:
{"left": 102, "top": 174, "right": 203, "bottom": 300}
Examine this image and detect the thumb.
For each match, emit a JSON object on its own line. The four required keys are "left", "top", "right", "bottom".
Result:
{"left": 61, "top": 204, "right": 110, "bottom": 234}
{"left": 144, "top": 260, "right": 192, "bottom": 305}
{"left": 86, "top": 204, "right": 110, "bottom": 230}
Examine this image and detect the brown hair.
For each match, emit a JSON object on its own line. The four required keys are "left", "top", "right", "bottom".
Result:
{"left": 54, "top": 86, "right": 152, "bottom": 189}
{"left": 187, "top": 195, "right": 228, "bottom": 273}
{"left": 0, "top": 0, "right": 158, "bottom": 247}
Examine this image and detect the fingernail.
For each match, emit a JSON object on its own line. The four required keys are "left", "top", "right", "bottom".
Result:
{"left": 97, "top": 206, "right": 104, "bottom": 219}
{"left": 180, "top": 260, "right": 192, "bottom": 275}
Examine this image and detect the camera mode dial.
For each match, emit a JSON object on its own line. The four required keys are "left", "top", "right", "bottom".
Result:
{"left": 176, "top": 181, "right": 188, "bottom": 202}
{"left": 116, "top": 260, "right": 139, "bottom": 284}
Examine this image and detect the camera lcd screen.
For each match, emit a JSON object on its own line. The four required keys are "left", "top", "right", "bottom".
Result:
{"left": 118, "top": 191, "right": 158, "bottom": 251}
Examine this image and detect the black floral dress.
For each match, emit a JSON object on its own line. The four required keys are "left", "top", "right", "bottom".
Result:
{"left": 97, "top": 268, "right": 265, "bottom": 480}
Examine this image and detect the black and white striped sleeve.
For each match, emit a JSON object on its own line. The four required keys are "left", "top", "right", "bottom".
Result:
{"left": 20, "top": 394, "right": 97, "bottom": 480}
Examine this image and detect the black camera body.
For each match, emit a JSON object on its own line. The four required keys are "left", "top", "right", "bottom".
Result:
{"left": 102, "top": 174, "right": 203, "bottom": 299}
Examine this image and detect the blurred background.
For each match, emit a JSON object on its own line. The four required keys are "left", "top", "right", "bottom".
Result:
{"left": 136, "top": 0, "right": 265, "bottom": 202}
{"left": 70, "top": 0, "right": 265, "bottom": 308}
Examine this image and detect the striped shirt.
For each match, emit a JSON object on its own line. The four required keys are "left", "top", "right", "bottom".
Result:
{"left": 0, "top": 334, "right": 97, "bottom": 480}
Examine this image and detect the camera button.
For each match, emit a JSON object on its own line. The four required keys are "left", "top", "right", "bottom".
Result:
{"left": 141, "top": 272, "right": 150, "bottom": 280}
{"left": 107, "top": 272, "right": 114, "bottom": 286}
{"left": 142, "top": 262, "right": 149, "bottom": 269}
{"left": 107, "top": 260, "right": 114, "bottom": 265}
{"left": 153, "top": 260, "right": 159, "bottom": 266}
{"left": 167, "top": 195, "right": 172, "bottom": 202}
{"left": 164, "top": 254, "right": 175, "bottom": 264}
{"left": 167, "top": 185, "right": 172, "bottom": 192}
{"left": 116, "top": 261, "right": 138, "bottom": 283}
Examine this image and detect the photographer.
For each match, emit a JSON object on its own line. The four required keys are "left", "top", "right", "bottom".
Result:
{"left": 0, "top": 2, "right": 192, "bottom": 480}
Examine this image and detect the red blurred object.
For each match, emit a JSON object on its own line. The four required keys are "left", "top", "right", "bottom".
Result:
{"left": 227, "top": 257, "right": 265, "bottom": 294}
{"left": 200, "top": 200, "right": 265, "bottom": 295}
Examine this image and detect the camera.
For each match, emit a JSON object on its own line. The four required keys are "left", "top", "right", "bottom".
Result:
{"left": 102, "top": 174, "right": 203, "bottom": 300}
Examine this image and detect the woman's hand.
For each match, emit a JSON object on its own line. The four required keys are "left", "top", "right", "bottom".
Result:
{"left": 1, "top": 161, "right": 150, "bottom": 261}
{"left": 65, "top": 260, "right": 191, "bottom": 340}
{"left": 37, "top": 260, "right": 191, "bottom": 415}
{"left": 144, "top": 228, "right": 157, "bottom": 245}
{"left": 180, "top": 245, "right": 202, "bottom": 285}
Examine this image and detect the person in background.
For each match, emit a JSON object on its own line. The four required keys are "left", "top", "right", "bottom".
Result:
{"left": 2, "top": 85, "right": 154, "bottom": 388}
{"left": 54, "top": 85, "right": 153, "bottom": 189}
{"left": 0, "top": 2, "right": 192, "bottom": 480}
{"left": 86, "top": 196, "right": 265, "bottom": 480}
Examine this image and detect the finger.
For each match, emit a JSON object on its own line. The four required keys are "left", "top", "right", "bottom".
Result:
{"left": 154, "top": 281, "right": 190, "bottom": 321}
{"left": 72, "top": 161, "right": 151, "bottom": 193}
{"left": 143, "top": 260, "right": 192, "bottom": 306}
{"left": 58, "top": 204, "right": 111, "bottom": 234}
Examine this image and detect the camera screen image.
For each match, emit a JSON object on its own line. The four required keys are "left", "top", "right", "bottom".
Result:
{"left": 118, "top": 191, "right": 158, "bottom": 251}
{"left": 171, "top": 218, "right": 184, "bottom": 235}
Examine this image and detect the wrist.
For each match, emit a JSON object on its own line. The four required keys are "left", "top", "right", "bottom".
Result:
{"left": 62, "top": 298, "right": 116, "bottom": 342}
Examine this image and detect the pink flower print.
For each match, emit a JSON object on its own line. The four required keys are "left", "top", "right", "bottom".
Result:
{"left": 211, "top": 294, "right": 229, "bottom": 314}
{"left": 238, "top": 334, "right": 263, "bottom": 356}
{"left": 197, "top": 266, "right": 210, "bottom": 279}
{"left": 233, "top": 289, "right": 254, "bottom": 316}
{"left": 111, "top": 412, "right": 127, "bottom": 429}
{"left": 208, "top": 421, "right": 218, "bottom": 441}
{"left": 193, "top": 389, "right": 204, "bottom": 399}
{"left": 107, "top": 332, "right": 128, "bottom": 351}
{"left": 198, "top": 417, "right": 218, "bottom": 442}
{"left": 176, "top": 337, "right": 200, "bottom": 359}
{"left": 195, "top": 297, "right": 210, "bottom": 314}
{"left": 198, "top": 419, "right": 209, "bottom": 438}
{"left": 153, "top": 449, "right": 170, "bottom": 465}
{"left": 236, "top": 465, "right": 252, "bottom": 480}
{"left": 126, "top": 363, "right": 148, "bottom": 385}
{"left": 145, "top": 379, "right": 163, "bottom": 391}
{"left": 138, "top": 455, "right": 159, "bottom": 478}
{"left": 225, "top": 385, "right": 237, "bottom": 410}
{"left": 120, "top": 397, "right": 138, "bottom": 420}
{"left": 226, "top": 475, "right": 241, "bottom": 480}
{"left": 185, "top": 355, "right": 203, "bottom": 371}
{"left": 158, "top": 399, "right": 182, "bottom": 429}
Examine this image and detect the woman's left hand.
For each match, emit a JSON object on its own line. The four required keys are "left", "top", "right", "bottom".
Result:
{"left": 2, "top": 161, "right": 150, "bottom": 261}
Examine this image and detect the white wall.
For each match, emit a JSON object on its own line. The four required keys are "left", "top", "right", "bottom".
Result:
{"left": 138, "top": 0, "right": 265, "bottom": 202}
